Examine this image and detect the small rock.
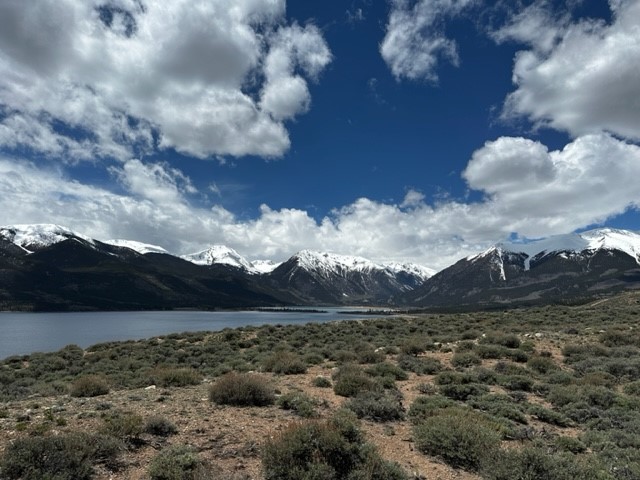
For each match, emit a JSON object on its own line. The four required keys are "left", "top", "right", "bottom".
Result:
{"left": 145, "top": 385, "right": 157, "bottom": 390}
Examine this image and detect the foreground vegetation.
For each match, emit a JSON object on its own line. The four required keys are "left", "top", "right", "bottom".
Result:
{"left": 1, "top": 292, "right": 640, "bottom": 478}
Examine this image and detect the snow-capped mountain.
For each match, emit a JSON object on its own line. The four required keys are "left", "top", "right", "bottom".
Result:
{"left": 0, "top": 224, "right": 94, "bottom": 253}
{"left": 0, "top": 225, "right": 282, "bottom": 311}
{"left": 251, "top": 259, "right": 282, "bottom": 274}
{"left": 265, "top": 250, "right": 434, "bottom": 305}
{"left": 408, "top": 228, "right": 640, "bottom": 307}
{"left": 181, "top": 245, "right": 259, "bottom": 273}
{"left": 383, "top": 261, "right": 436, "bottom": 281}
{"left": 103, "top": 239, "right": 169, "bottom": 255}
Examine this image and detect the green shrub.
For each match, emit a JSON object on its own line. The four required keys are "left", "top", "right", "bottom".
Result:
{"left": 505, "top": 349, "right": 529, "bottom": 363}
{"left": 400, "top": 337, "right": 432, "bottom": 356}
{"left": 499, "top": 375, "right": 535, "bottom": 392}
{"left": 312, "top": 376, "right": 332, "bottom": 388}
{"left": 600, "top": 329, "right": 639, "bottom": 347}
{"left": 451, "top": 352, "right": 482, "bottom": 368}
{"left": 263, "top": 351, "right": 307, "bottom": 375}
{"left": 278, "top": 392, "right": 317, "bottom": 418}
{"left": 624, "top": 380, "right": 640, "bottom": 396}
{"left": 527, "top": 356, "right": 559, "bottom": 374}
{"left": 366, "top": 362, "right": 409, "bottom": 381}
{"left": 434, "top": 371, "right": 476, "bottom": 385}
{"left": 528, "top": 404, "right": 572, "bottom": 427}
{"left": 149, "top": 367, "right": 202, "bottom": 387}
{"left": 476, "top": 344, "right": 507, "bottom": 359}
{"left": 408, "top": 395, "right": 456, "bottom": 424}
{"left": 439, "top": 383, "right": 489, "bottom": 401}
{"left": 413, "top": 409, "right": 501, "bottom": 471}
{"left": 481, "top": 446, "right": 611, "bottom": 480}
{"left": 69, "top": 375, "right": 110, "bottom": 397}
{"left": 416, "top": 382, "right": 437, "bottom": 395}
{"left": 357, "top": 348, "right": 386, "bottom": 364}
{"left": 262, "top": 410, "right": 407, "bottom": 480}
{"left": 101, "top": 411, "right": 144, "bottom": 442}
{"left": 332, "top": 364, "right": 380, "bottom": 397}
{"left": 555, "top": 436, "right": 587, "bottom": 454}
{"left": 0, "top": 432, "right": 122, "bottom": 480}
{"left": 144, "top": 416, "right": 178, "bottom": 436}
{"left": 547, "top": 371, "right": 575, "bottom": 385}
{"left": 468, "top": 395, "right": 528, "bottom": 424}
{"left": 148, "top": 445, "right": 214, "bottom": 480}
{"left": 346, "top": 391, "right": 405, "bottom": 422}
{"left": 397, "top": 354, "right": 442, "bottom": 375}
{"left": 481, "top": 333, "right": 521, "bottom": 349}
{"left": 209, "top": 372, "right": 275, "bottom": 407}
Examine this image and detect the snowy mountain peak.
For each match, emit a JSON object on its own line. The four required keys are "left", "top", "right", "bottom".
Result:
{"left": 382, "top": 262, "right": 436, "bottom": 281}
{"left": 292, "top": 250, "right": 380, "bottom": 275}
{"left": 251, "top": 259, "right": 282, "bottom": 274}
{"left": 0, "top": 224, "right": 94, "bottom": 253}
{"left": 470, "top": 228, "right": 640, "bottom": 272}
{"left": 290, "top": 250, "right": 435, "bottom": 283}
{"left": 182, "top": 245, "right": 258, "bottom": 273}
{"left": 104, "top": 239, "right": 169, "bottom": 255}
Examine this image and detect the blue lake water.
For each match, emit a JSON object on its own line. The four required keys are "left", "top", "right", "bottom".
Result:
{"left": 0, "top": 308, "right": 374, "bottom": 359}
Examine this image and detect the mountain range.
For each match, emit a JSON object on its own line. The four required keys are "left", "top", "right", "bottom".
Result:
{"left": 1, "top": 224, "right": 639, "bottom": 311}
{"left": 0, "top": 224, "right": 433, "bottom": 310}
{"left": 406, "top": 228, "right": 640, "bottom": 308}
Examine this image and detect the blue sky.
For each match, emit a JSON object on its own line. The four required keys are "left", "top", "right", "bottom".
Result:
{"left": 0, "top": 0, "right": 639, "bottom": 270}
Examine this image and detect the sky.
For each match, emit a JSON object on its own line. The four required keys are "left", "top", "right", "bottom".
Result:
{"left": 1, "top": 0, "right": 639, "bottom": 271}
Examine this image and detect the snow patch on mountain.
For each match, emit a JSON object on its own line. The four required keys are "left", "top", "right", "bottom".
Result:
{"left": 383, "top": 262, "right": 436, "bottom": 280}
{"left": 251, "top": 259, "right": 282, "bottom": 274}
{"left": 182, "top": 245, "right": 258, "bottom": 273}
{"left": 104, "top": 239, "right": 169, "bottom": 255}
{"left": 0, "top": 224, "right": 94, "bottom": 253}
{"left": 293, "top": 250, "right": 380, "bottom": 277}
{"left": 470, "top": 228, "right": 640, "bottom": 272}
{"left": 291, "top": 250, "right": 434, "bottom": 283}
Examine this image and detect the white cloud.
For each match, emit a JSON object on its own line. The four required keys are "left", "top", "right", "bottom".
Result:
{"left": 490, "top": 1, "right": 568, "bottom": 54}
{"left": 380, "top": 0, "right": 476, "bottom": 82}
{"left": 2, "top": 132, "right": 639, "bottom": 271}
{"left": 463, "top": 133, "right": 640, "bottom": 235}
{"left": 500, "top": 0, "right": 640, "bottom": 141}
{"left": 0, "top": 0, "right": 331, "bottom": 161}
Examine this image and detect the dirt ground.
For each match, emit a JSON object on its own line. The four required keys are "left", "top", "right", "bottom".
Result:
{"left": 0, "top": 365, "right": 486, "bottom": 479}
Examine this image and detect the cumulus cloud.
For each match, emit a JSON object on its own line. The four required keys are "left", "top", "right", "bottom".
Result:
{"left": 463, "top": 133, "right": 640, "bottom": 234}
{"left": 380, "top": 0, "right": 476, "bottom": 82}
{"left": 0, "top": 0, "right": 331, "bottom": 161}
{"left": 490, "top": 1, "right": 568, "bottom": 54}
{"left": 499, "top": 0, "right": 640, "bottom": 141}
{"left": 2, "top": 132, "right": 639, "bottom": 271}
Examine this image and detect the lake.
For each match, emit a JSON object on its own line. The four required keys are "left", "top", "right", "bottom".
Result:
{"left": 0, "top": 308, "right": 376, "bottom": 359}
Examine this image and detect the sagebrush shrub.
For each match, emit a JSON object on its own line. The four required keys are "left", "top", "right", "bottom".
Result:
{"left": 346, "top": 391, "right": 405, "bottom": 422}
{"left": 332, "top": 364, "right": 380, "bottom": 397}
{"left": 144, "top": 416, "right": 178, "bottom": 436}
{"left": 70, "top": 375, "right": 109, "bottom": 397}
{"left": 263, "top": 351, "right": 307, "bottom": 375}
{"left": 277, "top": 392, "right": 317, "bottom": 418}
{"left": 101, "top": 411, "right": 144, "bottom": 441}
{"left": 397, "top": 354, "right": 443, "bottom": 375}
{"left": 451, "top": 352, "right": 482, "bottom": 369}
{"left": 0, "top": 432, "right": 122, "bottom": 480}
{"left": 413, "top": 409, "right": 501, "bottom": 471}
{"left": 481, "top": 446, "right": 609, "bottom": 480}
{"left": 311, "top": 376, "right": 331, "bottom": 388}
{"left": 149, "top": 367, "right": 202, "bottom": 387}
{"left": 439, "top": 382, "right": 489, "bottom": 401}
{"left": 148, "top": 445, "right": 214, "bottom": 480}
{"left": 209, "top": 372, "right": 275, "bottom": 406}
{"left": 262, "top": 410, "right": 407, "bottom": 480}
